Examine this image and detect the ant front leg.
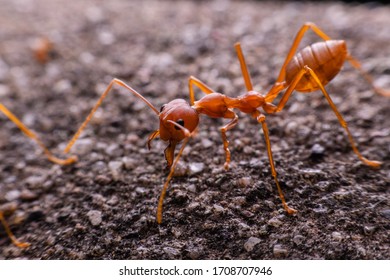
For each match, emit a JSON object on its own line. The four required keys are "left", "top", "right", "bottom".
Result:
{"left": 188, "top": 76, "right": 215, "bottom": 105}
{"left": 220, "top": 109, "right": 238, "bottom": 170}
{"left": 0, "top": 103, "right": 77, "bottom": 165}
{"left": 156, "top": 120, "right": 194, "bottom": 224}
{"left": 0, "top": 210, "right": 30, "bottom": 248}
{"left": 273, "top": 66, "right": 382, "bottom": 167}
{"left": 252, "top": 111, "right": 297, "bottom": 214}
{"left": 64, "top": 78, "right": 159, "bottom": 153}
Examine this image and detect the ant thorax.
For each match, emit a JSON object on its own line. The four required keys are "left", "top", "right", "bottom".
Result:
{"left": 233, "top": 91, "right": 266, "bottom": 113}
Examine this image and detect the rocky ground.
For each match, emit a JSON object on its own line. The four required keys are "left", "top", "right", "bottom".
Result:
{"left": 0, "top": 0, "right": 389, "bottom": 259}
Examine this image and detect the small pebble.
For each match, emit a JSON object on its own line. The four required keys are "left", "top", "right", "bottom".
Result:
{"left": 285, "top": 121, "right": 298, "bottom": 135}
{"left": 53, "top": 79, "right": 72, "bottom": 94}
{"left": 72, "top": 138, "right": 94, "bottom": 155}
{"left": 163, "top": 247, "right": 181, "bottom": 259}
{"left": 106, "top": 143, "right": 122, "bottom": 157}
{"left": 0, "top": 84, "right": 10, "bottom": 97}
{"left": 379, "top": 209, "right": 390, "bottom": 219}
{"left": 187, "top": 247, "right": 202, "bottom": 260}
{"left": 363, "top": 225, "right": 376, "bottom": 236}
{"left": 244, "top": 237, "right": 261, "bottom": 252}
{"left": 333, "top": 190, "right": 352, "bottom": 201}
{"left": 331, "top": 231, "right": 343, "bottom": 241}
{"left": 98, "top": 30, "right": 115, "bottom": 45}
{"left": 213, "top": 204, "right": 225, "bottom": 214}
{"left": 292, "top": 235, "right": 305, "bottom": 245}
{"left": 273, "top": 244, "right": 288, "bottom": 258}
{"left": 268, "top": 216, "right": 283, "bottom": 227}
{"left": 311, "top": 143, "right": 325, "bottom": 157}
{"left": 187, "top": 202, "right": 200, "bottom": 211}
{"left": 173, "top": 162, "right": 187, "bottom": 177}
{"left": 236, "top": 177, "right": 252, "bottom": 188}
{"left": 201, "top": 138, "right": 213, "bottom": 148}
{"left": 188, "top": 162, "right": 204, "bottom": 175}
{"left": 0, "top": 202, "right": 17, "bottom": 213}
{"left": 5, "top": 190, "right": 20, "bottom": 201}
{"left": 25, "top": 175, "right": 45, "bottom": 188}
{"left": 108, "top": 160, "right": 123, "bottom": 180}
{"left": 107, "top": 195, "right": 119, "bottom": 206}
{"left": 20, "top": 189, "right": 38, "bottom": 201}
{"left": 87, "top": 210, "right": 102, "bottom": 226}
{"left": 122, "top": 156, "right": 137, "bottom": 170}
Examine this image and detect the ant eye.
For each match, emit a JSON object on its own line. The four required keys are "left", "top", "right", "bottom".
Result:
{"left": 160, "top": 105, "right": 165, "bottom": 112}
{"left": 174, "top": 119, "right": 185, "bottom": 130}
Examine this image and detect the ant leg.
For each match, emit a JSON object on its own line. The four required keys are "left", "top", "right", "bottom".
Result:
{"left": 0, "top": 211, "right": 30, "bottom": 248}
{"left": 346, "top": 55, "right": 390, "bottom": 97}
{"left": 234, "top": 42, "right": 254, "bottom": 91}
{"left": 64, "top": 78, "right": 159, "bottom": 153}
{"left": 274, "top": 66, "right": 382, "bottom": 167}
{"left": 0, "top": 103, "right": 77, "bottom": 165}
{"left": 220, "top": 110, "right": 238, "bottom": 170}
{"left": 188, "top": 76, "right": 215, "bottom": 106}
{"left": 147, "top": 130, "right": 160, "bottom": 150}
{"left": 275, "top": 22, "right": 332, "bottom": 84}
{"left": 253, "top": 111, "right": 297, "bottom": 214}
{"left": 156, "top": 120, "right": 193, "bottom": 224}
{"left": 267, "top": 22, "right": 333, "bottom": 102}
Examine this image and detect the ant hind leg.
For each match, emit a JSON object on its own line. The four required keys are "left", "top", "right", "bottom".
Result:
{"left": 0, "top": 103, "right": 77, "bottom": 165}
{"left": 272, "top": 66, "right": 382, "bottom": 167}
{"left": 346, "top": 55, "right": 390, "bottom": 97}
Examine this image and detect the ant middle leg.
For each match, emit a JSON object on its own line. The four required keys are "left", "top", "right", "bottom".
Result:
{"left": 252, "top": 111, "right": 297, "bottom": 214}
{"left": 220, "top": 109, "right": 238, "bottom": 170}
{"left": 272, "top": 66, "right": 382, "bottom": 167}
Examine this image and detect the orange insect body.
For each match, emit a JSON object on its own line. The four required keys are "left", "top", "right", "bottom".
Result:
{"left": 285, "top": 40, "right": 347, "bottom": 92}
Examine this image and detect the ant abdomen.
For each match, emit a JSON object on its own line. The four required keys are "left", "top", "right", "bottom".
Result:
{"left": 286, "top": 40, "right": 347, "bottom": 92}
{"left": 159, "top": 99, "right": 199, "bottom": 142}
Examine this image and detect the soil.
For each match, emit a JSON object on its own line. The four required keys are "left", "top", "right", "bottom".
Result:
{"left": 0, "top": 0, "right": 389, "bottom": 260}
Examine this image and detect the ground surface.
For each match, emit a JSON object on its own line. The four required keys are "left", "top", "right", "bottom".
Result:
{"left": 0, "top": 0, "right": 389, "bottom": 260}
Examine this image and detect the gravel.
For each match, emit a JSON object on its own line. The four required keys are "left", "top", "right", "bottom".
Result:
{"left": 0, "top": 0, "right": 389, "bottom": 259}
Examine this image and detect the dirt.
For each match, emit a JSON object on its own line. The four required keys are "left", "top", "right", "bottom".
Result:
{"left": 0, "top": 0, "right": 389, "bottom": 260}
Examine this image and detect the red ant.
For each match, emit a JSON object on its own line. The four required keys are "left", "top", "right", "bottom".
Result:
{"left": 0, "top": 23, "right": 388, "bottom": 245}
{"left": 31, "top": 37, "right": 55, "bottom": 64}
{"left": 63, "top": 22, "right": 388, "bottom": 223}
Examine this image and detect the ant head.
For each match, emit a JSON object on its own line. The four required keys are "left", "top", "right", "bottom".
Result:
{"left": 159, "top": 99, "right": 199, "bottom": 142}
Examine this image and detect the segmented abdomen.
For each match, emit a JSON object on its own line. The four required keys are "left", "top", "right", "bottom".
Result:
{"left": 285, "top": 40, "right": 348, "bottom": 92}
